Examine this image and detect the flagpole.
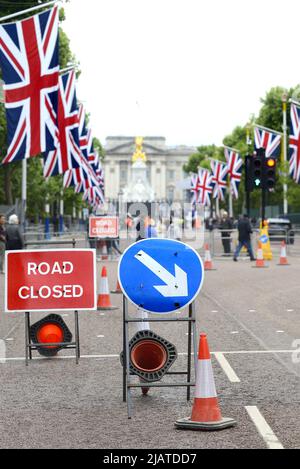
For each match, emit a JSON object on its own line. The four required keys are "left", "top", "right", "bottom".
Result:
{"left": 254, "top": 123, "right": 283, "bottom": 136}
{"left": 228, "top": 188, "right": 233, "bottom": 218}
{"left": 21, "top": 158, "right": 27, "bottom": 233}
{"left": 0, "top": 1, "right": 60, "bottom": 23}
{"left": 282, "top": 93, "right": 288, "bottom": 216}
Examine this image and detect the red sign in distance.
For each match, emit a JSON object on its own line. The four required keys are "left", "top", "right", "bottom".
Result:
{"left": 89, "top": 217, "right": 119, "bottom": 239}
{"left": 5, "top": 250, "right": 97, "bottom": 313}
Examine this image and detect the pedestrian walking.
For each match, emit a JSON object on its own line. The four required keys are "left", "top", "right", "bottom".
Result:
{"left": 219, "top": 211, "right": 233, "bottom": 255}
{"left": 6, "top": 215, "right": 24, "bottom": 251}
{"left": 233, "top": 214, "right": 255, "bottom": 262}
{"left": 0, "top": 214, "right": 6, "bottom": 274}
{"left": 144, "top": 217, "right": 158, "bottom": 239}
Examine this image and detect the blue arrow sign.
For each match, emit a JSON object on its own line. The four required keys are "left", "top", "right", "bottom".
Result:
{"left": 260, "top": 235, "right": 269, "bottom": 244}
{"left": 118, "top": 239, "right": 204, "bottom": 314}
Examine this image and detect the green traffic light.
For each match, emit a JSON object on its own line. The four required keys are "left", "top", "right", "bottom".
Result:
{"left": 255, "top": 179, "right": 261, "bottom": 186}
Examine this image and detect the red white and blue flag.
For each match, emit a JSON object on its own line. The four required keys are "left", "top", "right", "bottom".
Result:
{"left": 224, "top": 147, "right": 243, "bottom": 199}
{"left": 195, "top": 169, "right": 213, "bottom": 206}
{"left": 0, "top": 7, "right": 59, "bottom": 163}
{"left": 43, "top": 70, "right": 81, "bottom": 177}
{"left": 190, "top": 174, "right": 200, "bottom": 205}
{"left": 289, "top": 103, "right": 300, "bottom": 184}
{"left": 210, "top": 160, "right": 228, "bottom": 201}
{"left": 254, "top": 126, "right": 281, "bottom": 158}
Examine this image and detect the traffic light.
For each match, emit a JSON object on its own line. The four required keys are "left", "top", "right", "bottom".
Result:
{"left": 263, "top": 156, "right": 277, "bottom": 190}
{"left": 252, "top": 149, "right": 264, "bottom": 189}
{"left": 245, "top": 155, "right": 254, "bottom": 192}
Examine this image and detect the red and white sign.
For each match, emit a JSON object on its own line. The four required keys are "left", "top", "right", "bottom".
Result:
{"left": 89, "top": 217, "right": 119, "bottom": 239}
{"left": 5, "top": 250, "right": 97, "bottom": 313}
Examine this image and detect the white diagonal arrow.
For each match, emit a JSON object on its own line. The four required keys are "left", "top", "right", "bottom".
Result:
{"left": 134, "top": 250, "right": 188, "bottom": 297}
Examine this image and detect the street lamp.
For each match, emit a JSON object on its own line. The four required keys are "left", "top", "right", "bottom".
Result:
{"left": 282, "top": 92, "right": 288, "bottom": 216}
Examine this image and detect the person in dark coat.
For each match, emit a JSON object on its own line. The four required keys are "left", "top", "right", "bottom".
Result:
{"left": 0, "top": 214, "right": 6, "bottom": 273}
{"left": 6, "top": 215, "right": 24, "bottom": 251}
{"left": 219, "top": 212, "right": 233, "bottom": 254}
{"left": 233, "top": 214, "right": 255, "bottom": 262}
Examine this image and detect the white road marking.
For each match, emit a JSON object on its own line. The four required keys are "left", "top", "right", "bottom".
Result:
{"left": 276, "top": 331, "right": 285, "bottom": 334}
{"left": 5, "top": 338, "right": 14, "bottom": 342}
{"left": 249, "top": 310, "right": 256, "bottom": 313}
{"left": 245, "top": 406, "right": 284, "bottom": 449}
{"left": 97, "top": 335, "right": 105, "bottom": 338}
{"left": 214, "top": 353, "right": 241, "bottom": 383}
{"left": 231, "top": 331, "right": 239, "bottom": 335}
{"left": 211, "top": 310, "right": 218, "bottom": 313}
{"left": 287, "top": 310, "right": 294, "bottom": 312}
{"left": 0, "top": 350, "right": 296, "bottom": 363}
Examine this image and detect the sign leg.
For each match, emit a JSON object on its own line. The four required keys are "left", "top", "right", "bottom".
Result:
{"left": 123, "top": 296, "right": 127, "bottom": 403}
{"left": 187, "top": 304, "right": 193, "bottom": 401}
{"left": 74, "top": 311, "right": 80, "bottom": 365}
{"left": 25, "top": 312, "right": 30, "bottom": 367}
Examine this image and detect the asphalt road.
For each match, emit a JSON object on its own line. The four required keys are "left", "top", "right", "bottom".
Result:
{"left": 0, "top": 241, "right": 299, "bottom": 449}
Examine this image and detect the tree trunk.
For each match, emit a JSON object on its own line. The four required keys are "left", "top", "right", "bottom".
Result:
{"left": 3, "top": 165, "right": 13, "bottom": 205}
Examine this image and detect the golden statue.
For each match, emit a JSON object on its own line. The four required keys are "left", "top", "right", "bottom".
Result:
{"left": 132, "top": 136, "right": 147, "bottom": 163}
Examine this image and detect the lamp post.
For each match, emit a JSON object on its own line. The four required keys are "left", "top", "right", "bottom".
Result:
{"left": 282, "top": 92, "right": 289, "bottom": 216}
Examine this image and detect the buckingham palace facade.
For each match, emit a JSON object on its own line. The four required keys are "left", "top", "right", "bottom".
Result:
{"left": 103, "top": 136, "right": 196, "bottom": 202}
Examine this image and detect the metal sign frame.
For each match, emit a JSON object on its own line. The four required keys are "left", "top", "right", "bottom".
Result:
{"left": 122, "top": 295, "right": 198, "bottom": 419}
{"left": 24, "top": 310, "right": 80, "bottom": 366}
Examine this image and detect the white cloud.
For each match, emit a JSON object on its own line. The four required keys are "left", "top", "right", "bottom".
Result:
{"left": 62, "top": 0, "right": 300, "bottom": 146}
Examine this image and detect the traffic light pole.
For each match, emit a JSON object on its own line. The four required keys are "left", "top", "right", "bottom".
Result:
{"left": 261, "top": 187, "right": 266, "bottom": 224}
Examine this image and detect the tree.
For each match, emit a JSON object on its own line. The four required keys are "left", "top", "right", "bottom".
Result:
{"left": 183, "top": 145, "right": 223, "bottom": 174}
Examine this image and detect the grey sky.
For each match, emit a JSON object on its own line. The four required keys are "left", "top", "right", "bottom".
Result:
{"left": 63, "top": 0, "right": 299, "bottom": 147}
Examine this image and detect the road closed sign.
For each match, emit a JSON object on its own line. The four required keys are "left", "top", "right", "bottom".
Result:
{"left": 89, "top": 217, "right": 119, "bottom": 239}
{"left": 5, "top": 250, "right": 97, "bottom": 313}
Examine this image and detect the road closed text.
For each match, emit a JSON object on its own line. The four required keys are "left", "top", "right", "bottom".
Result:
{"left": 18, "top": 262, "right": 83, "bottom": 300}
{"left": 5, "top": 250, "right": 97, "bottom": 312}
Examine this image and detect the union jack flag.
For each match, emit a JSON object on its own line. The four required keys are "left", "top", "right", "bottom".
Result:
{"left": 210, "top": 160, "right": 228, "bottom": 201}
{"left": 196, "top": 168, "right": 213, "bottom": 206}
{"left": 289, "top": 103, "right": 300, "bottom": 184}
{"left": 0, "top": 7, "right": 59, "bottom": 163}
{"left": 224, "top": 147, "right": 243, "bottom": 199}
{"left": 83, "top": 186, "right": 105, "bottom": 207}
{"left": 254, "top": 126, "right": 281, "bottom": 158}
{"left": 190, "top": 174, "right": 200, "bottom": 205}
{"left": 43, "top": 70, "right": 81, "bottom": 177}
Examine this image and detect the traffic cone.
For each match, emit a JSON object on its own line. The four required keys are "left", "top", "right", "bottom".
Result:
{"left": 204, "top": 244, "right": 216, "bottom": 271}
{"left": 278, "top": 241, "right": 290, "bottom": 266}
{"left": 97, "top": 267, "right": 118, "bottom": 310}
{"left": 111, "top": 278, "right": 123, "bottom": 294}
{"left": 252, "top": 242, "right": 268, "bottom": 268}
{"left": 175, "top": 333, "right": 236, "bottom": 431}
{"left": 101, "top": 241, "right": 109, "bottom": 261}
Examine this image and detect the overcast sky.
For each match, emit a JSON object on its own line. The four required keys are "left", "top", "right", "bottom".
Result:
{"left": 63, "top": 0, "right": 300, "bottom": 147}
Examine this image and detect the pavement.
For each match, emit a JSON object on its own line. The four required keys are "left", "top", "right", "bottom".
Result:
{"left": 0, "top": 240, "right": 300, "bottom": 449}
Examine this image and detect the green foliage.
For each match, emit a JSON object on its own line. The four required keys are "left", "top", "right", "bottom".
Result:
{"left": 183, "top": 145, "right": 223, "bottom": 174}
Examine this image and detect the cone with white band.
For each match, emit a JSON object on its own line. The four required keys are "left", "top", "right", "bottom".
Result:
{"left": 278, "top": 241, "right": 290, "bottom": 266}
{"left": 97, "top": 267, "right": 118, "bottom": 310}
{"left": 175, "top": 333, "right": 236, "bottom": 431}
{"left": 253, "top": 241, "right": 267, "bottom": 268}
{"left": 204, "top": 244, "right": 216, "bottom": 271}
{"left": 111, "top": 279, "right": 123, "bottom": 294}
{"left": 101, "top": 241, "right": 109, "bottom": 261}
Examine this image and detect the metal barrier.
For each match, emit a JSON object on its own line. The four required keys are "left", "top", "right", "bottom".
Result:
{"left": 205, "top": 228, "right": 300, "bottom": 258}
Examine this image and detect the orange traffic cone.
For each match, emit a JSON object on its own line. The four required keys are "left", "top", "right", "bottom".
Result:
{"left": 111, "top": 279, "right": 123, "bottom": 294}
{"left": 97, "top": 267, "right": 118, "bottom": 310}
{"left": 101, "top": 241, "right": 109, "bottom": 261}
{"left": 175, "top": 333, "right": 236, "bottom": 431}
{"left": 252, "top": 242, "right": 268, "bottom": 268}
{"left": 278, "top": 241, "right": 290, "bottom": 266}
{"left": 204, "top": 244, "right": 216, "bottom": 271}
